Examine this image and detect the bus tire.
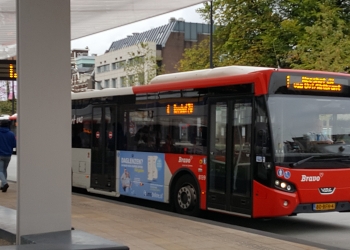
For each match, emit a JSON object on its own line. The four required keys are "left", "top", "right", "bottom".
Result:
{"left": 173, "top": 174, "right": 199, "bottom": 216}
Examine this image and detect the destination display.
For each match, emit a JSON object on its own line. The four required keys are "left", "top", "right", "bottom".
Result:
{"left": 286, "top": 75, "right": 347, "bottom": 92}
{"left": 0, "top": 60, "right": 17, "bottom": 80}
{"left": 166, "top": 103, "right": 194, "bottom": 115}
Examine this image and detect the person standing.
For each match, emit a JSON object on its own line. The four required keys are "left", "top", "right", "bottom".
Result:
{"left": 0, "top": 120, "right": 16, "bottom": 192}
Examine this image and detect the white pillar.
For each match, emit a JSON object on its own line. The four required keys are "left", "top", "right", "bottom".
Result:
{"left": 16, "top": 0, "right": 71, "bottom": 242}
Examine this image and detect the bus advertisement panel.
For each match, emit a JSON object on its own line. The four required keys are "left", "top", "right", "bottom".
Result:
{"left": 118, "top": 151, "right": 165, "bottom": 202}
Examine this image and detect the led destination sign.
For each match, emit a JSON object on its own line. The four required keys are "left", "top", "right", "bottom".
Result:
{"left": 166, "top": 103, "right": 194, "bottom": 115}
{"left": 0, "top": 60, "right": 17, "bottom": 80}
{"left": 286, "top": 75, "right": 347, "bottom": 92}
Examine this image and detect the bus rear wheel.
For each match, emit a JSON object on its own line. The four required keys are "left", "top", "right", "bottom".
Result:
{"left": 174, "top": 175, "right": 199, "bottom": 216}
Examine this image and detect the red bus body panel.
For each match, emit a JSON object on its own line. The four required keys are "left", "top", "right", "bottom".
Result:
{"left": 165, "top": 154, "right": 207, "bottom": 210}
{"left": 253, "top": 181, "right": 299, "bottom": 218}
{"left": 253, "top": 166, "right": 350, "bottom": 218}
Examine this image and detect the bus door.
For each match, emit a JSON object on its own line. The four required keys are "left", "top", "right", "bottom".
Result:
{"left": 207, "top": 97, "right": 252, "bottom": 216}
{"left": 91, "top": 106, "right": 116, "bottom": 191}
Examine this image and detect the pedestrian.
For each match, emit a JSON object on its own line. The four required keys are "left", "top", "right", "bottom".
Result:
{"left": 0, "top": 120, "right": 16, "bottom": 192}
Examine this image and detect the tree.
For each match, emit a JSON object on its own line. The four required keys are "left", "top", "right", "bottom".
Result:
{"left": 179, "top": 0, "right": 350, "bottom": 71}
{"left": 0, "top": 100, "right": 16, "bottom": 115}
{"left": 196, "top": 0, "right": 290, "bottom": 68}
{"left": 123, "top": 42, "right": 164, "bottom": 86}
{"left": 177, "top": 38, "right": 213, "bottom": 71}
{"left": 287, "top": 2, "right": 350, "bottom": 71}
{"left": 0, "top": 81, "right": 16, "bottom": 114}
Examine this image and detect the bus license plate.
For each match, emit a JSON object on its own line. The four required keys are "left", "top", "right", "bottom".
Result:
{"left": 313, "top": 203, "right": 336, "bottom": 211}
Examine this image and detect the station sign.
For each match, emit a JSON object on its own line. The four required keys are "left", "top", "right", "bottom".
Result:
{"left": 0, "top": 60, "right": 17, "bottom": 80}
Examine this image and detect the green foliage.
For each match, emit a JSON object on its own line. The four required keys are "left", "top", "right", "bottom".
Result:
{"left": 179, "top": 0, "right": 350, "bottom": 72}
{"left": 176, "top": 39, "right": 212, "bottom": 71}
{"left": 196, "top": 0, "right": 289, "bottom": 68}
{"left": 124, "top": 42, "right": 163, "bottom": 85}
{"left": 0, "top": 100, "right": 16, "bottom": 115}
{"left": 287, "top": 2, "right": 350, "bottom": 71}
{"left": 0, "top": 81, "right": 16, "bottom": 115}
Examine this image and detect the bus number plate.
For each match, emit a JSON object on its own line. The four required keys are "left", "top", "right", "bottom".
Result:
{"left": 313, "top": 203, "right": 336, "bottom": 211}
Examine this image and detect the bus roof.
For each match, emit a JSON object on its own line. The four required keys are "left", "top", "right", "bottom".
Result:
{"left": 0, "top": 114, "right": 10, "bottom": 121}
{"left": 71, "top": 66, "right": 350, "bottom": 100}
{"left": 71, "top": 87, "right": 134, "bottom": 100}
{"left": 149, "top": 65, "right": 275, "bottom": 85}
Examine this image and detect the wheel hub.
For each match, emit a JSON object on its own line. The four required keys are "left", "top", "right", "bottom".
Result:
{"left": 177, "top": 185, "right": 196, "bottom": 209}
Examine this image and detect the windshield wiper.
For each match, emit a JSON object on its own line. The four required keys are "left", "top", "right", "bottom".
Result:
{"left": 316, "top": 155, "right": 350, "bottom": 161}
{"left": 290, "top": 156, "right": 315, "bottom": 167}
{"left": 290, "top": 154, "right": 350, "bottom": 167}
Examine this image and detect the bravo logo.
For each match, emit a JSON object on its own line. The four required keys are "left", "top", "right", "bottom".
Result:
{"left": 301, "top": 173, "right": 324, "bottom": 182}
{"left": 178, "top": 156, "right": 193, "bottom": 164}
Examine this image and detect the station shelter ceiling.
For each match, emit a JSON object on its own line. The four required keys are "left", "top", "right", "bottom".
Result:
{"left": 0, "top": 0, "right": 206, "bottom": 59}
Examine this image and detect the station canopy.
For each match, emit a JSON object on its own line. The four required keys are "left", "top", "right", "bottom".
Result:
{"left": 0, "top": 0, "right": 206, "bottom": 59}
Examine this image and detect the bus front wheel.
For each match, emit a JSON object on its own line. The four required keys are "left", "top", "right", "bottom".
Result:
{"left": 173, "top": 175, "right": 199, "bottom": 216}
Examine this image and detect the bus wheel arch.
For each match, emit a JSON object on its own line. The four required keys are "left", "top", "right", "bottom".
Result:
{"left": 170, "top": 171, "right": 200, "bottom": 216}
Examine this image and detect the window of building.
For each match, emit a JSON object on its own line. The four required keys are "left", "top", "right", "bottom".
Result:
{"left": 128, "top": 56, "right": 144, "bottom": 66}
{"left": 138, "top": 73, "right": 145, "bottom": 85}
{"left": 82, "top": 64, "right": 94, "bottom": 68}
{"left": 128, "top": 58, "right": 135, "bottom": 66}
{"left": 112, "top": 78, "right": 117, "bottom": 88}
{"left": 135, "top": 56, "right": 144, "bottom": 64}
{"left": 97, "top": 64, "right": 110, "bottom": 73}
{"left": 104, "top": 79, "right": 110, "bottom": 88}
{"left": 120, "top": 76, "right": 127, "bottom": 87}
{"left": 104, "top": 64, "right": 110, "bottom": 72}
{"left": 128, "top": 75, "right": 135, "bottom": 86}
{"left": 117, "top": 60, "right": 126, "bottom": 69}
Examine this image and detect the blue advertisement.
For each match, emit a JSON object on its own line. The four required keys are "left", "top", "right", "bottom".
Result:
{"left": 118, "top": 151, "right": 165, "bottom": 202}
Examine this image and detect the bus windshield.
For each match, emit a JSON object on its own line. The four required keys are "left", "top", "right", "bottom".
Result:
{"left": 267, "top": 95, "right": 350, "bottom": 168}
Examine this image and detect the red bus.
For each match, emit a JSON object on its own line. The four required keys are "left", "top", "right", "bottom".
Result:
{"left": 71, "top": 65, "right": 350, "bottom": 218}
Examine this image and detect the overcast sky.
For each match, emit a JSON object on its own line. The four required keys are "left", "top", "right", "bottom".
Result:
{"left": 71, "top": 4, "right": 205, "bottom": 56}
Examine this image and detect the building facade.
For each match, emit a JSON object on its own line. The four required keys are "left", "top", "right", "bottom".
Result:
{"left": 71, "top": 48, "right": 96, "bottom": 92}
{"left": 94, "top": 18, "right": 212, "bottom": 89}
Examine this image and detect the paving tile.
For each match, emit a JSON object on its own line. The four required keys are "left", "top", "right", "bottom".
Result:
{"left": 0, "top": 182, "right": 323, "bottom": 250}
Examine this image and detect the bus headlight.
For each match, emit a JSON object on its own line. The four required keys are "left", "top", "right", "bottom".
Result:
{"left": 274, "top": 179, "right": 295, "bottom": 193}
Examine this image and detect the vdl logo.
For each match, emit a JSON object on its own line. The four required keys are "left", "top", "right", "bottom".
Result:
{"left": 319, "top": 187, "right": 335, "bottom": 195}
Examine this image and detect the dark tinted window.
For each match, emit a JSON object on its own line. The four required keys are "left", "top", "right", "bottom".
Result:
{"left": 72, "top": 100, "right": 92, "bottom": 148}
{"left": 121, "top": 89, "right": 208, "bottom": 154}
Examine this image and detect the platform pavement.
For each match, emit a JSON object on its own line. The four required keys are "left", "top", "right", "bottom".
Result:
{"left": 0, "top": 177, "right": 327, "bottom": 250}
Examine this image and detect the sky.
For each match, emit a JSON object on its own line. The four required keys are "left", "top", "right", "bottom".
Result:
{"left": 71, "top": 4, "right": 205, "bottom": 56}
